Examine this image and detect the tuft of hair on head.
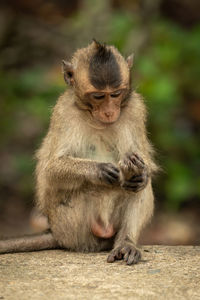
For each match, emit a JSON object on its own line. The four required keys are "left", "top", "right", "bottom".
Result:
{"left": 89, "top": 39, "right": 122, "bottom": 90}
{"left": 91, "top": 39, "right": 111, "bottom": 63}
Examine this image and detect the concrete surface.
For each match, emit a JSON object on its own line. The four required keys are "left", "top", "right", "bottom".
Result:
{"left": 0, "top": 246, "right": 200, "bottom": 300}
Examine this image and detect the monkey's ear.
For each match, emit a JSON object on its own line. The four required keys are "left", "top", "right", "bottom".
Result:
{"left": 62, "top": 60, "right": 74, "bottom": 86}
{"left": 92, "top": 38, "right": 101, "bottom": 48}
{"left": 126, "top": 54, "right": 134, "bottom": 69}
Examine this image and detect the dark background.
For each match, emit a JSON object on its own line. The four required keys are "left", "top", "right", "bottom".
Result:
{"left": 0, "top": 0, "right": 200, "bottom": 245}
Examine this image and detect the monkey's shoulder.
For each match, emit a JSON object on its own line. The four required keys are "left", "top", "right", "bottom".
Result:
{"left": 51, "top": 91, "right": 77, "bottom": 122}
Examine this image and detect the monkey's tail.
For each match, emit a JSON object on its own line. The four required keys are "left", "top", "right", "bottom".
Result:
{"left": 0, "top": 231, "right": 59, "bottom": 254}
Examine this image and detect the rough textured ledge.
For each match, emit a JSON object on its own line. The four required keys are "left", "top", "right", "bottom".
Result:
{"left": 0, "top": 246, "right": 200, "bottom": 300}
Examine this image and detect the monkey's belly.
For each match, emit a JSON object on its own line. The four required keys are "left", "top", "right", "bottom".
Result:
{"left": 91, "top": 218, "right": 115, "bottom": 238}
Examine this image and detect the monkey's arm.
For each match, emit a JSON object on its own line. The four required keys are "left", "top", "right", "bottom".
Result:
{"left": 43, "top": 155, "right": 120, "bottom": 188}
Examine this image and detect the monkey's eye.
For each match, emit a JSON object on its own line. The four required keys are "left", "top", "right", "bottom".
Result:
{"left": 92, "top": 93, "right": 105, "bottom": 100}
{"left": 110, "top": 90, "right": 121, "bottom": 98}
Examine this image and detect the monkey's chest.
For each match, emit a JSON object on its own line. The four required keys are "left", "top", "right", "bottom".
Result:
{"left": 84, "top": 136, "right": 118, "bottom": 163}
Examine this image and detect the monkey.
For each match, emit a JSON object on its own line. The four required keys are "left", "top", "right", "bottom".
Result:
{"left": 0, "top": 40, "right": 157, "bottom": 265}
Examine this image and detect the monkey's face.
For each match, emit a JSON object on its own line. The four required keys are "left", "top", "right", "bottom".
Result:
{"left": 62, "top": 40, "right": 133, "bottom": 124}
{"left": 84, "top": 88, "right": 129, "bottom": 124}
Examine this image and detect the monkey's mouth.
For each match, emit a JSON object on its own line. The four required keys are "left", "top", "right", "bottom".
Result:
{"left": 92, "top": 111, "right": 120, "bottom": 125}
{"left": 97, "top": 117, "right": 119, "bottom": 125}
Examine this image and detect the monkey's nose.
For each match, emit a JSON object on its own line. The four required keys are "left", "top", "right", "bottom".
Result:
{"left": 105, "top": 111, "right": 114, "bottom": 118}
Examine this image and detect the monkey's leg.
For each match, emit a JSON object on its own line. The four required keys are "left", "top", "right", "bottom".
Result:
{"left": 0, "top": 232, "right": 58, "bottom": 254}
{"left": 107, "top": 183, "right": 154, "bottom": 265}
{"left": 49, "top": 204, "right": 107, "bottom": 252}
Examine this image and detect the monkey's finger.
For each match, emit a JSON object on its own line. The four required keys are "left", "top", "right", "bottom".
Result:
{"left": 103, "top": 172, "right": 119, "bottom": 182}
{"left": 99, "top": 163, "right": 119, "bottom": 173}
{"left": 123, "top": 248, "right": 131, "bottom": 262}
{"left": 126, "top": 249, "right": 141, "bottom": 265}
{"left": 105, "top": 163, "right": 120, "bottom": 172}
{"left": 102, "top": 164, "right": 120, "bottom": 177}
{"left": 130, "top": 154, "right": 145, "bottom": 169}
{"left": 102, "top": 171, "right": 119, "bottom": 183}
{"left": 129, "top": 173, "right": 148, "bottom": 183}
{"left": 107, "top": 248, "right": 122, "bottom": 263}
{"left": 105, "top": 169, "right": 120, "bottom": 179}
{"left": 122, "top": 183, "right": 145, "bottom": 192}
{"left": 128, "top": 175, "right": 145, "bottom": 183}
{"left": 107, "top": 253, "right": 115, "bottom": 263}
{"left": 134, "top": 153, "right": 145, "bottom": 165}
{"left": 103, "top": 175, "right": 118, "bottom": 185}
{"left": 123, "top": 181, "right": 145, "bottom": 188}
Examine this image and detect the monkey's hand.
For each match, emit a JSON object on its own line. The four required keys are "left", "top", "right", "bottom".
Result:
{"left": 107, "top": 243, "right": 141, "bottom": 265}
{"left": 119, "top": 153, "right": 149, "bottom": 192}
{"left": 97, "top": 163, "right": 120, "bottom": 186}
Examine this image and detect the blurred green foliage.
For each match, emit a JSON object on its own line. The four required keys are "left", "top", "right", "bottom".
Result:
{"left": 135, "top": 20, "right": 200, "bottom": 209}
{"left": 0, "top": 68, "right": 64, "bottom": 204}
{"left": 0, "top": 0, "right": 199, "bottom": 211}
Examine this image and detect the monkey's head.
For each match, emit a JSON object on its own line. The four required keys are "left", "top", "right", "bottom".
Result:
{"left": 62, "top": 40, "right": 133, "bottom": 124}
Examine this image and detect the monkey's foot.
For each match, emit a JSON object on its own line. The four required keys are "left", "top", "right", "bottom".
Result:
{"left": 107, "top": 244, "right": 141, "bottom": 265}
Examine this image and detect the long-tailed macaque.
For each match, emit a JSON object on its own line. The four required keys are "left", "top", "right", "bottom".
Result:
{"left": 0, "top": 40, "right": 157, "bottom": 265}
